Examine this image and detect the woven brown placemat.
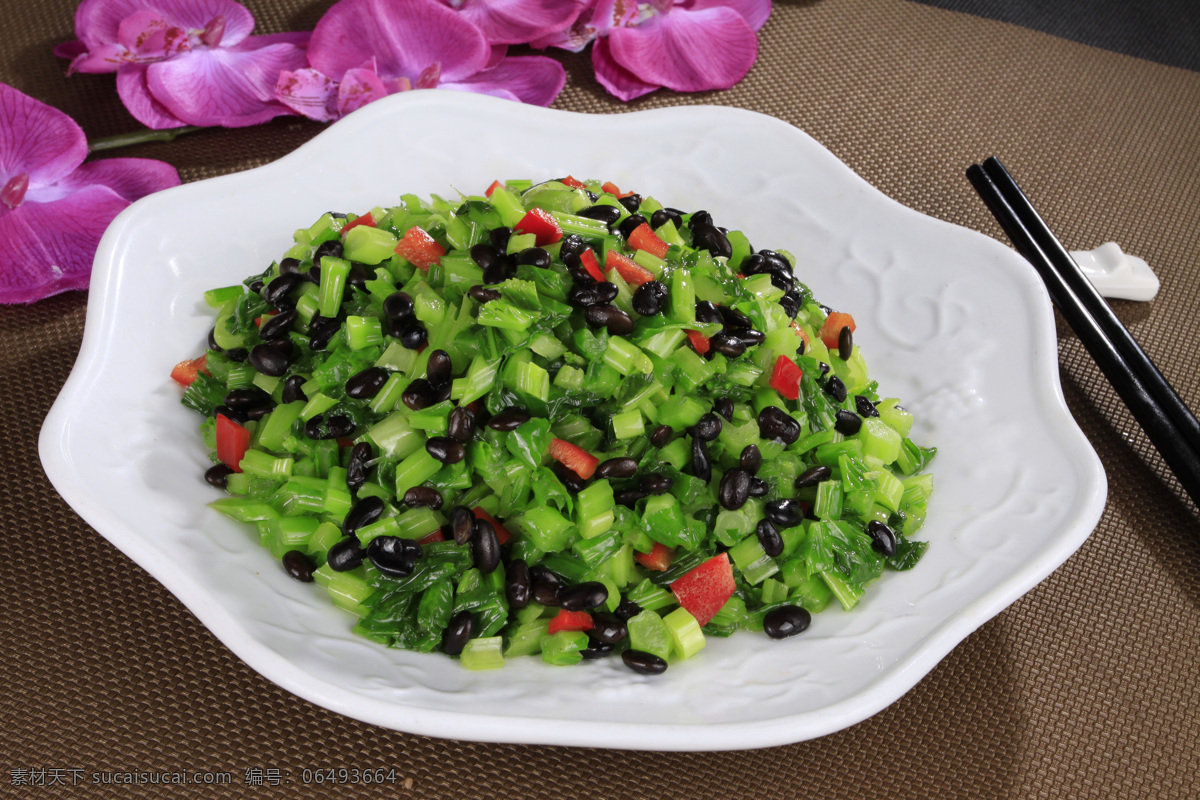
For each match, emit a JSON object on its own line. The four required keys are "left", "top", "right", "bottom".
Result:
{"left": 3, "top": 0, "right": 1199, "bottom": 797}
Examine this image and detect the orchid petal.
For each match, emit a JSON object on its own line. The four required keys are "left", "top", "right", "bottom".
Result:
{"left": 444, "top": 55, "right": 566, "bottom": 106}
{"left": 607, "top": 6, "right": 757, "bottom": 92}
{"left": 56, "top": 157, "right": 181, "bottom": 202}
{"left": 65, "top": 42, "right": 129, "bottom": 74}
{"left": 336, "top": 64, "right": 390, "bottom": 118}
{"left": 486, "top": 44, "right": 508, "bottom": 69}
{"left": 0, "top": 84, "right": 87, "bottom": 187}
{"left": 0, "top": 185, "right": 129, "bottom": 304}
{"left": 72, "top": 0, "right": 256, "bottom": 50}
{"left": 590, "top": 36, "right": 658, "bottom": 101}
{"left": 117, "top": 11, "right": 190, "bottom": 62}
{"left": 144, "top": 35, "right": 309, "bottom": 127}
{"left": 275, "top": 68, "right": 340, "bottom": 122}
{"left": 116, "top": 63, "right": 189, "bottom": 129}
{"left": 309, "top": 0, "right": 490, "bottom": 84}
{"left": 451, "top": 0, "right": 587, "bottom": 45}
{"left": 529, "top": 0, "right": 640, "bottom": 51}
{"left": 686, "top": 0, "right": 772, "bottom": 31}
{"left": 53, "top": 39, "right": 88, "bottom": 61}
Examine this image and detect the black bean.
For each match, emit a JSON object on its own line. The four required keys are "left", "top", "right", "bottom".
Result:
{"left": 649, "top": 425, "right": 673, "bottom": 448}
{"left": 472, "top": 519, "right": 500, "bottom": 573}
{"left": 487, "top": 406, "right": 530, "bottom": 431}
{"left": 470, "top": 242, "right": 502, "bottom": 271}
{"left": 579, "top": 204, "right": 622, "bottom": 225}
{"left": 263, "top": 273, "right": 299, "bottom": 309}
{"left": 342, "top": 496, "right": 383, "bottom": 537}
{"left": 223, "top": 387, "right": 271, "bottom": 411}
{"left": 531, "top": 567, "right": 562, "bottom": 607}
{"left": 282, "top": 551, "right": 316, "bottom": 582}
{"left": 631, "top": 280, "right": 668, "bottom": 316}
{"left": 346, "top": 443, "right": 372, "bottom": 492}
{"left": 714, "top": 398, "right": 735, "bottom": 422}
{"left": 581, "top": 637, "right": 616, "bottom": 660}
{"left": 615, "top": 489, "right": 648, "bottom": 507}
{"left": 303, "top": 415, "right": 331, "bottom": 440}
{"left": 708, "top": 331, "right": 746, "bottom": 358}
{"left": 204, "top": 463, "right": 233, "bottom": 489}
{"left": 489, "top": 226, "right": 511, "bottom": 253}
{"left": 617, "top": 214, "right": 647, "bottom": 239}
{"left": 280, "top": 550, "right": 316, "bottom": 583}
{"left": 583, "top": 304, "right": 634, "bottom": 335}
{"left": 740, "top": 444, "right": 762, "bottom": 475}
{"left": 692, "top": 223, "right": 732, "bottom": 259}
{"left": 590, "top": 612, "right": 628, "bottom": 644}
{"left": 345, "top": 366, "right": 388, "bottom": 400}
{"left": 622, "top": 649, "right": 668, "bottom": 675}
{"left": 442, "top": 610, "right": 474, "bottom": 656}
{"left": 834, "top": 409, "right": 863, "bottom": 435}
{"left": 468, "top": 285, "right": 501, "bottom": 303}
{"left": 506, "top": 558, "right": 532, "bottom": 609}
{"left": 258, "top": 309, "right": 297, "bottom": 341}
{"left": 278, "top": 375, "right": 306, "bottom": 405}
{"left": 692, "top": 412, "right": 723, "bottom": 442}
{"left": 748, "top": 477, "right": 770, "bottom": 497}
{"left": 399, "top": 321, "right": 427, "bottom": 350}
{"left": 248, "top": 343, "right": 289, "bottom": 377}
{"left": 688, "top": 210, "right": 712, "bottom": 230}
{"left": 516, "top": 247, "right": 551, "bottom": 268}
{"left": 346, "top": 263, "right": 373, "bottom": 291}
{"left": 402, "top": 486, "right": 444, "bottom": 509}
{"left": 595, "top": 457, "right": 638, "bottom": 480}
{"left": 617, "top": 193, "right": 642, "bottom": 213}
{"left": 757, "top": 406, "right": 801, "bottom": 444}
{"left": 855, "top": 395, "right": 879, "bottom": 417}
{"left": 327, "top": 537, "right": 365, "bottom": 572}
{"left": 568, "top": 282, "right": 614, "bottom": 308}
{"left": 694, "top": 300, "right": 723, "bottom": 325}
{"left": 838, "top": 325, "right": 854, "bottom": 360}
{"left": 307, "top": 314, "right": 340, "bottom": 351}
{"left": 559, "top": 581, "right": 608, "bottom": 612}
{"left": 307, "top": 264, "right": 322, "bottom": 284}
{"left": 421, "top": 349, "right": 450, "bottom": 386}
{"left": 765, "top": 498, "right": 803, "bottom": 528}
{"left": 558, "top": 233, "right": 587, "bottom": 263}
{"left": 313, "top": 238, "right": 344, "bottom": 261}
{"left": 732, "top": 329, "right": 766, "bottom": 347}
{"left": 367, "top": 535, "right": 421, "bottom": 578}
{"left": 552, "top": 461, "right": 587, "bottom": 494}
{"left": 401, "top": 378, "right": 435, "bottom": 411}
{"left": 719, "top": 468, "right": 751, "bottom": 510}
{"left": 691, "top": 436, "right": 711, "bottom": 481}
{"left": 426, "top": 437, "right": 466, "bottom": 464}
{"left": 825, "top": 375, "right": 847, "bottom": 403}
{"left": 639, "top": 473, "right": 672, "bottom": 495}
{"left": 447, "top": 406, "right": 476, "bottom": 444}
{"left": 818, "top": 361, "right": 831, "bottom": 377}
{"left": 763, "top": 605, "right": 811, "bottom": 639}
{"left": 213, "top": 405, "right": 247, "bottom": 424}
{"left": 779, "top": 290, "right": 802, "bottom": 318}
{"left": 244, "top": 405, "right": 271, "bottom": 422}
{"left": 206, "top": 326, "right": 222, "bottom": 352}
{"left": 795, "top": 465, "right": 832, "bottom": 488}
{"left": 756, "top": 519, "right": 784, "bottom": 558}
{"left": 866, "top": 520, "right": 898, "bottom": 557}
{"left": 650, "top": 208, "right": 682, "bottom": 230}
{"left": 383, "top": 291, "right": 415, "bottom": 320}
{"left": 720, "top": 307, "right": 754, "bottom": 330}
{"left": 446, "top": 505, "right": 473, "bottom": 545}
{"left": 614, "top": 597, "right": 642, "bottom": 621}
{"left": 223, "top": 347, "right": 248, "bottom": 363}
{"left": 482, "top": 259, "right": 510, "bottom": 285}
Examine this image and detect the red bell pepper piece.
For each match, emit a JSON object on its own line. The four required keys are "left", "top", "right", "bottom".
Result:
{"left": 635, "top": 542, "right": 674, "bottom": 572}
{"left": 601, "top": 181, "right": 634, "bottom": 198}
{"left": 514, "top": 207, "right": 563, "bottom": 247}
{"left": 579, "top": 248, "right": 605, "bottom": 283}
{"left": 170, "top": 355, "right": 207, "bottom": 387}
{"left": 559, "top": 175, "right": 586, "bottom": 190}
{"left": 472, "top": 507, "right": 512, "bottom": 545}
{"left": 417, "top": 529, "right": 446, "bottom": 545}
{"left": 547, "top": 609, "right": 594, "bottom": 635}
{"left": 669, "top": 552, "right": 736, "bottom": 626}
{"left": 627, "top": 222, "right": 669, "bottom": 259}
{"left": 769, "top": 355, "right": 804, "bottom": 401}
{"left": 339, "top": 211, "right": 376, "bottom": 236}
{"left": 819, "top": 311, "right": 856, "bottom": 350}
{"left": 685, "top": 329, "right": 710, "bottom": 356}
{"left": 215, "top": 413, "right": 250, "bottom": 472}
{"left": 548, "top": 438, "right": 599, "bottom": 480}
{"left": 484, "top": 179, "right": 504, "bottom": 197}
{"left": 395, "top": 226, "right": 445, "bottom": 270}
{"left": 604, "top": 250, "right": 655, "bottom": 286}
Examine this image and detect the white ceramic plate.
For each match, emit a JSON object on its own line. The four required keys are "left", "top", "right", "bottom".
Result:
{"left": 40, "top": 91, "right": 1106, "bottom": 750}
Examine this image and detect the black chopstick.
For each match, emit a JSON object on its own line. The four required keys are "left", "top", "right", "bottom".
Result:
{"left": 967, "top": 158, "right": 1200, "bottom": 508}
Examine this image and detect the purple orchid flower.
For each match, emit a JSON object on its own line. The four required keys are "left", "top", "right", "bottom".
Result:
{"left": 275, "top": 0, "right": 565, "bottom": 123}
{"left": 438, "top": 0, "right": 589, "bottom": 46}
{"left": 0, "top": 83, "right": 180, "bottom": 304}
{"left": 55, "top": 0, "right": 309, "bottom": 129}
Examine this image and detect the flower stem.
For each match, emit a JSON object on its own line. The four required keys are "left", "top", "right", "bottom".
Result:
{"left": 88, "top": 125, "right": 205, "bottom": 153}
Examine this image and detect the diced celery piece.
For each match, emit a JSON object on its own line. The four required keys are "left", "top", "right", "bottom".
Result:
{"left": 876, "top": 398, "right": 914, "bottom": 437}
{"left": 516, "top": 360, "right": 550, "bottom": 401}
{"left": 209, "top": 497, "right": 281, "bottom": 522}
{"left": 323, "top": 466, "right": 352, "bottom": 518}
{"left": 345, "top": 315, "right": 384, "bottom": 350}
{"left": 368, "top": 373, "right": 406, "bottom": 414}
{"left": 450, "top": 354, "right": 500, "bottom": 404}
{"left": 506, "top": 232, "right": 537, "bottom": 255}
{"left": 820, "top": 569, "right": 864, "bottom": 611}
{"left": 394, "top": 448, "right": 442, "bottom": 497}
{"left": 857, "top": 417, "right": 902, "bottom": 464}
{"left": 664, "top": 607, "right": 706, "bottom": 659}
{"left": 729, "top": 535, "right": 779, "bottom": 584}
{"left": 577, "top": 480, "right": 615, "bottom": 540}
{"left": 295, "top": 292, "right": 319, "bottom": 324}
{"left": 539, "top": 630, "right": 588, "bottom": 666}
{"left": 553, "top": 364, "right": 585, "bottom": 390}
{"left": 306, "top": 521, "right": 344, "bottom": 559}
{"left": 204, "top": 285, "right": 244, "bottom": 307}
{"left": 611, "top": 408, "right": 644, "bottom": 440}
{"left": 813, "top": 480, "right": 843, "bottom": 519}
{"left": 627, "top": 609, "right": 671, "bottom": 661}
{"left": 712, "top": 498, "right": 762, "bottom": 547}
{"left": 654, "top": 438, "right": 690, "bottom": 470}
{"left": 313, "top": 564, "right": 373, "bottom": 615}
{"left": 529, "top": 331, "right": 566, "bottom": 359}
{"left": 640, "top": 493, "right": 688, "bottom": 549}
{"left": 252, "top": 372, "right": 281, "bottom": 397}
{"left": 515, "top": 507, "right": 575, "bottom": 552}
{"left": 638, "top": 327, "right": 687, "bottom": 360}
{"left": 257, "top": 401, "right": 303, "bottom": 451}
{"left": 366, "top": 411, "right": 423, "bottom": 459}
{"left": 658, "top": 395, "right": 707, "bottom": 430}
{"left": 318, "top": 256, "right": 350, "bottom": 317}
{"left": 760, "top": 577, "right": 790, "bottom": 605}
{"left": 632, "top": 248, "right": 666, "bottom": 277}
{"left": 376, "top": 340, "right": 419, "bottom": 372}
{"left": 264, "top": 516, "right": 320, "bottom": 559}
{"left": 871, "top": 469, "right": 905, "bottom": 513}
{"left": 489, "top": 187, "right": 526, "bottom": 227}
{"left": 671, "top": 345, "right": 714, "bottom": 392}
{"left": 626, "top": 578, "right": 676, "bottom": 613}
{"left": 239, "top": 449, "right": 294, "bottom": 481}
{"left": 504, "top": 620, "right": 549, "bottom": 658}
{"left": 407, "top": 400, "right": 453, "bottom": 435}
{"left": 604, "top": 336, "right": 653, "bottom": 375}
{"left": 342, "top": 225, "right": 398, "bottom": 264}
{"left": 792, "top": 572, "right": 834, "bottom": 613}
